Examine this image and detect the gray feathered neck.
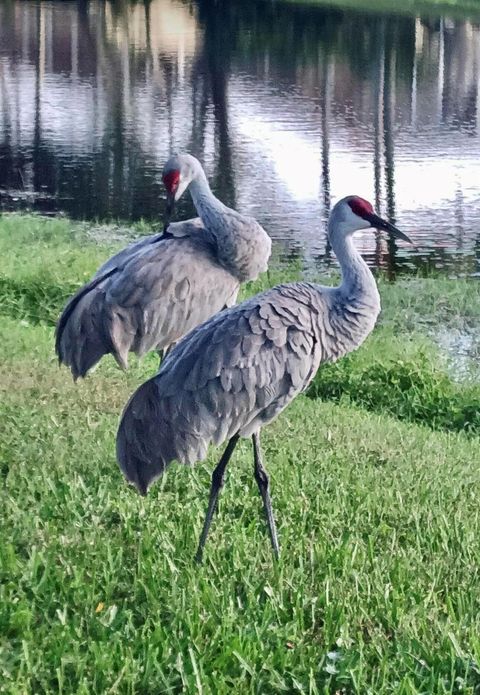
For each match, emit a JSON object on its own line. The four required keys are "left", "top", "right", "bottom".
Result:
{"left": 187, "top": 168, "right": 271, "bottom": 283}
{"left": 325, "top": 208, "right": 381, "bottom": 335}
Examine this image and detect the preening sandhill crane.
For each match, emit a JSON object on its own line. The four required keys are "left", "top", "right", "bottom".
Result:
{"left": 116, "top": 195, "right": 412, "bottom": 562}
{"left": 55, "top": 153, "right": 271, "bottom": 380}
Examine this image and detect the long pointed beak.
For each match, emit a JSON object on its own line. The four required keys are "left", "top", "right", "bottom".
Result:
{"left": 163, "top": 192, "right": 176, "bottom": 232}
{"left": 367, "top": 213, "right": 413, "bottom": 244}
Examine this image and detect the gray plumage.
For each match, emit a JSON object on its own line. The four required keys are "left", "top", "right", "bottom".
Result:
{"left": 117, "top": 280, "right": 376, "bottom": 492}
{"left": 93, "top": 218, "right": 203, "bottom": 278}
{"left": 55, "top": 154, "right": 271, "bottom": 380}
{"left": 116, "top": 195, "right": 411, "bottom": 561}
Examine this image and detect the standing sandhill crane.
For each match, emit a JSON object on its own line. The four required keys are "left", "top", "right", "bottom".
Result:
{"left": 55, "top": 154, "right": 271, "bottom": 380}
{"left": 116, "top": 195, "right": 412, "bottom": 562}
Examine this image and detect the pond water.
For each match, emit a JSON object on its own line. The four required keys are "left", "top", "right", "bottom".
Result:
{"left": 1, "top": 0, "right": 480, "bottom": 275}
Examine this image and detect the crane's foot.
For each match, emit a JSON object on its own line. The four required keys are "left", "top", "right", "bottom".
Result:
{"left": 252, "top": 432, "right": 280, "bottom": 560}
{"left": 195, "top": 435, "right": 239, "bottom": 563}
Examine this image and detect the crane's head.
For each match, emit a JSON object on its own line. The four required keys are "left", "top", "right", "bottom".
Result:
{"left": 162, "top": 153, "right": 202, "bottom": 229}
{"left": 329, "top": 195, "right": 412, "bottom": 244}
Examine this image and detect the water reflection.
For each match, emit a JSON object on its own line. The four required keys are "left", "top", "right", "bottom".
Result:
{"left": 0, "top": 0, "right": 480, "bottom": 275}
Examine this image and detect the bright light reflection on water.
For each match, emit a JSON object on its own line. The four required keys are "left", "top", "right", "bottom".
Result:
{"left": 0, "top": 0, "right": 480, "bottom": 277}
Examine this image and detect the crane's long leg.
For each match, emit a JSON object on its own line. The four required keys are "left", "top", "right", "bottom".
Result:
{"left": 252, "top": 431, "right": 280, "bottom": 559}
{"left": 195, "top": 434, "right": 239, "bottom": 564}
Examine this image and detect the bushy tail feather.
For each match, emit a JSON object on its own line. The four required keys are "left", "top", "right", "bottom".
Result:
{"left": 116, "top": 378, "right": 171, "bottom": 495}
{"left": 55, "top": 270, "right": 118, "bottom": 380}
{"left": 56, "top": 269, "right": 116, "bottom": 356}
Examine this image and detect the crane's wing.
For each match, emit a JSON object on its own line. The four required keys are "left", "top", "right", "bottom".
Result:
{"left": 55, "top": 220, "right": 237, "bottom": 379}
{"left": 94, "top": 218, "right": 204, "bottom": 277}
{"left": 105, "top": 235, "right": 239, "bottom": 364}
{"left": 117, "top": 282, "right": 327, "bottom": 495}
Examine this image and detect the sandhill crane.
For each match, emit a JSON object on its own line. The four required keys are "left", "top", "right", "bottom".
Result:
{"left": 55, "top": 153, "right": 271, "bottom": 380}
{"left": 116, "top": 195, "right": 412, "bottom": 562}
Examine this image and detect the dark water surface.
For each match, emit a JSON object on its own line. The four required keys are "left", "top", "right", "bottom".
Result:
{"left": 1, "top": 0, "right": 480, "bottom": 275}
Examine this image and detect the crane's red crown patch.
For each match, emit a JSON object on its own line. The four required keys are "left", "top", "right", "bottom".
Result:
{"left": 348, "top": 196, "right": 374, "bottom": 219}
{"left": 163, "top": 169, "right": 181, "bottom": 193}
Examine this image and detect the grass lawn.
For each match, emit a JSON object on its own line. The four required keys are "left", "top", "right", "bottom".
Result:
{"left": 1, "top": 214, "right": 480, "bottom": 694}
